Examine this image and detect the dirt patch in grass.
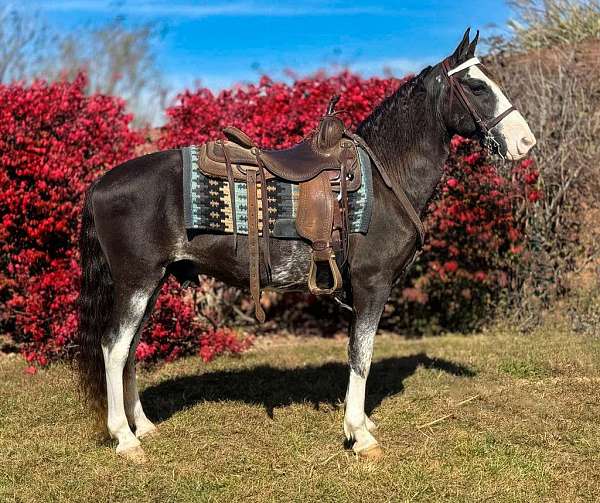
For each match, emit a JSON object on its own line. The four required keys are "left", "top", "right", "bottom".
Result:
{"left": 1, "top": 325, "right": 599, "bottom": 502}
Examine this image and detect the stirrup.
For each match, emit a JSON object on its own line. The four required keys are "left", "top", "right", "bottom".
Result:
{"left": 307, "top": 251, "right": 342, "bottom": 295}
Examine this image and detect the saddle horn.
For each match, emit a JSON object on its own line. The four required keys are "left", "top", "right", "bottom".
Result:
{"left": 327, "top": 95, "right": 341, "bottom": 115}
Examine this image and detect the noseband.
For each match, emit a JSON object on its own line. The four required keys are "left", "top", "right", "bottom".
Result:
{"left": 441, "top": 57, "right": 516, "bottom": 149}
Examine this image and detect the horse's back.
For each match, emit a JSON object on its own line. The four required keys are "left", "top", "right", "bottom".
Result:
{"left": 94, "top": 149, "right": 182, "bottom": 199}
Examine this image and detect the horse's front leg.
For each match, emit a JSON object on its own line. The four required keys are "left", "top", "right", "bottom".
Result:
{"left": 344, "top": 282, "right": 391, "bottom": 459}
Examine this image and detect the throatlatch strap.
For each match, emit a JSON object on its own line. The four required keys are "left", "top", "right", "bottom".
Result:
{"left": 246, "top": 168, "right": 266, "bottom": 323}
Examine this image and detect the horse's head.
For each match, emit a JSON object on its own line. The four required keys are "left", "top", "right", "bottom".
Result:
{"left": 436, "top": 29, "right": 536, "bottom": 160}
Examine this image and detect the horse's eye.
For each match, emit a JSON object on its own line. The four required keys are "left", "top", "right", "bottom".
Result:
{"left": 471, "top": 84, "right": 488, "bottom": 95}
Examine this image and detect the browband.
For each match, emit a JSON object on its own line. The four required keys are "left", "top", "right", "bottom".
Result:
{"left": 447, "top": 57, "right": 480, "bottom": 76}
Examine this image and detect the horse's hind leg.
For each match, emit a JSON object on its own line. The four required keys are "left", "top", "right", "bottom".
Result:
{"left": 102, "top": 279, "right": 162, "bottom": 461}
{"left": 123, "top": 286, "right": 163, "bottom": 440}
{"left": 124, "top": 358, "right": 157, "bottom": 439}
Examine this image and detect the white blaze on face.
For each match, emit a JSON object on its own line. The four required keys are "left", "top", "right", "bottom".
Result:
{"left": 466, "top": 65, "right": 536, "bottom": 160}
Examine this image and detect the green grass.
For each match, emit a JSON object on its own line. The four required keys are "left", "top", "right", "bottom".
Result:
{"left": 1, "top": 324, "right": 599, "bottom": 502}
{"left": 497, "top": 357, "right": 552, "bottom": 378}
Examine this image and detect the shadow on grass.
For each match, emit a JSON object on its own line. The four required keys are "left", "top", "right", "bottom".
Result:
{"left": 142, "top": 353, "right": 475, "bottom": 423}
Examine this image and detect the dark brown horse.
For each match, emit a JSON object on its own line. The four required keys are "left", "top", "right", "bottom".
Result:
{"left": 77, "top": 30, "right": 535, "bottom": 462}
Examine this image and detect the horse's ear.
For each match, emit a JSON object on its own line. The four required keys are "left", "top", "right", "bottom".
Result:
{"left": 450, "top": 28, "right": 471, "bottom": 62}
{"left": 467, "top": 30, "right": 479, "bottom": 57}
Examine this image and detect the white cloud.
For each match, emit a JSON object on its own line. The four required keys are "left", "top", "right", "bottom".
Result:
{"left": 36, "top": 1, "right": 408, "bottom": 17}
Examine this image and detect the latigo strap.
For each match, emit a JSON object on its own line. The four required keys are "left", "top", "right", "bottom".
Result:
{"left": 245, "top": 167, "right": 265, "bottom": 323}
{"left": 217, "top": 139, "right": 238, "bottom": 252}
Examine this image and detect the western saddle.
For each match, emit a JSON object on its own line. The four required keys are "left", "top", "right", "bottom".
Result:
{"left": 196, "top": 96, "right": 425, "bottom": 322}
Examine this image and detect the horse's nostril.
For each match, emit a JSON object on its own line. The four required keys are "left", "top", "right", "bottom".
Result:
{"left": 521, "top": 136, "right": 534, "bottom": 147}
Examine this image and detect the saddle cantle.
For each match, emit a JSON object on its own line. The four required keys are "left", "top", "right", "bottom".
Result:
{"left": 196, "top": 95, "right": 363, "bottom": 321}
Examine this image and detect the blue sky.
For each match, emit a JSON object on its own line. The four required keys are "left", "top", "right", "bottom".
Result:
{"left": 21, "top": 0, "right": 512, "bottom": 91}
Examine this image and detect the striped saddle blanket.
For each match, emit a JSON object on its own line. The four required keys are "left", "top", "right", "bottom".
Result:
{"left": 182, "top": 144, "right": 374, "bottom": 238}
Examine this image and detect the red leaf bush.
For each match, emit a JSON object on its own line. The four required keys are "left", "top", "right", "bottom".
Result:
{"left": 135, "top": 279, "right": 253, "bottom": 365}
{"left": 0, "top": 74, "right": 252, "bottom": 367}
{"left": 161, "top": 71, "right": 539, "bottom": 333}
{"left": 0, "top": 74, "right": 142, "bottom": 365}
{"left": 159, "top": 72, "right": 405, "bottom": 150}
{"left": 383, "top": 136, "right": 538, "bottom": 332}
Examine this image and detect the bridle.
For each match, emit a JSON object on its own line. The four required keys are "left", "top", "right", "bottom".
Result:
{"left": 441, "top": 57, "right": 516, "bottom": 156}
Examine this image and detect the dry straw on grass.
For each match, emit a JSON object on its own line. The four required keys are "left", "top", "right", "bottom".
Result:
{"left": 417, "top": 394, "right": 480, "bottom": 429}
{"left": 1, "top": 327, "right": 599, "bottom": 502}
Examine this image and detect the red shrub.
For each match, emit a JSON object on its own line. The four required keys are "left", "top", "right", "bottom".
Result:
{"left": 384, "top": 136, "right": 538, "bottom": 332}
{"left": 135, "top": 279, "right": 253, "bottom": 365}
{"left": 0, "top": 74, "right": 143, "bottom": 365}
{"left": 0, "top": 74, "right": 253, "bottom": 367}
{"left": 159, "top": 71, "right": 405, "bottom": 150}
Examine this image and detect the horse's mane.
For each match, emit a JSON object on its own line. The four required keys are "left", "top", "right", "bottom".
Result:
{"left": 356, "top": 65, "right": 446, "bottom": 208}
{"left": 357, "top": 65, "right": 436, "bottom": 149}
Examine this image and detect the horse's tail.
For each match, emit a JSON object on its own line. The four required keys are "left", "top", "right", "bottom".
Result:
{"left": 76, "top": 183, "right": 113, "bottom": 431}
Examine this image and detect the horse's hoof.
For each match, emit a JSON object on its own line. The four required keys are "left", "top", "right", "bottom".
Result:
{"left": 136, "top": 425, "right": 158, "bottom": 440}
{"left": 118, "top": 445, "right": 147, "bottom": 464}
{"left": 355, "top": 443, "right": 383, "bottom": 461}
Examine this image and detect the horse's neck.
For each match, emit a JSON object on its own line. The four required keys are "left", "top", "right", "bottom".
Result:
{"left": 358, "top": 84, "right": 450, "bottom": 216}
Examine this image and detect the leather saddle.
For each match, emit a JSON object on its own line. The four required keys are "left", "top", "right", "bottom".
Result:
{"left": 196, "top": 96, "right": 361, "bottom": 322}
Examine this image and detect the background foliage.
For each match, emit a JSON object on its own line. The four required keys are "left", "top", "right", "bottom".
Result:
{"left": 0, "top": 75, "right": 250, "bottom": 369}
{"left": 0, "top": 0, "right": 597, "bottom": 368}
{"left": 497, "top": 0, "right": 600, "bottom": 50}
{"left": 486, "top": 0, "right": 600, "bottom": 324}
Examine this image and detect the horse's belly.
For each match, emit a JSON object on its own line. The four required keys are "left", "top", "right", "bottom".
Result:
{"left": 267, "top": 240, "right": 311, "bottom": 292}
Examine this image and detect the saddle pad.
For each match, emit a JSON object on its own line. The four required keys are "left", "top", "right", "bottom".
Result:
{"left": 182, "top": 145, "right": 373, "bottom": 238}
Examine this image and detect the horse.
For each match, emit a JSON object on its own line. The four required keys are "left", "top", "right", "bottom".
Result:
{"left": 76, "top": 29, "right": 536, "bottom": 462}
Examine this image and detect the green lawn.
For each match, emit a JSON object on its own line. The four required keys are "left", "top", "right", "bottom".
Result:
{"left": 1, "top": 324, "right": 599, "bottom": 502}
